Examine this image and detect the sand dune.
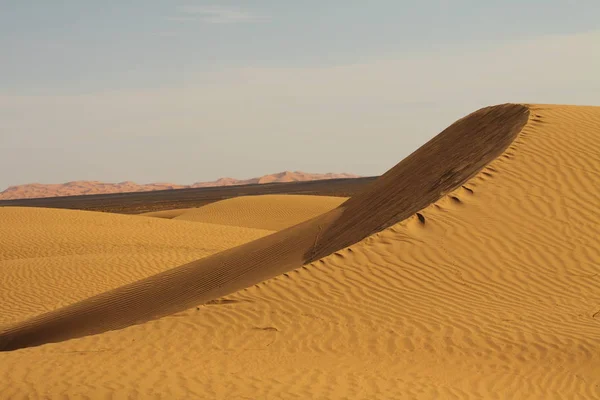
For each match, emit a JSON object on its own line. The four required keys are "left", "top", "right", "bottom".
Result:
{"left": 0, "top": 171, "right": 360, "bottom": 200}
{"left": 140, "top": 207, "right": 196, "bottom": 219}
{"left": 0, "top": 207, "right": 273, "bottom": 325}
{"left": 145, "top": 195, "right": 348, "bottom": 231}
{"left": 0, "top": 104, "right": 599, "bottom": 399}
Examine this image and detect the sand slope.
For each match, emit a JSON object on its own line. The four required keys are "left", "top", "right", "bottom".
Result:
{"left": 0, "top": 207, "right": 273, "bottom": 325}
{"left": 0, "top": 104, "right": 598, "bottom": 399}
{"left": 157, "top": 195, "right": 348, "bottom": 231}
{"left": 140, "top": 207, "right": 196, "bottom": 219}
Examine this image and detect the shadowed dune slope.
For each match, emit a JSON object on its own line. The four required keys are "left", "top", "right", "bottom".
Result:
{"left": 0, "top": 104, "right": 531, "bottom": 351}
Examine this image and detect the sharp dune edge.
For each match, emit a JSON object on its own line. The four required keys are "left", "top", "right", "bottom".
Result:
{"left": 1, "top": 103, "right": 599, "bottom": 399}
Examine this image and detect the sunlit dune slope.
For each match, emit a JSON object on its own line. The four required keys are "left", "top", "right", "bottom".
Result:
{"left": 170, "top": 195, "right": 348, "bottom": 231}
{"left": 0, "top": 207, "right": 273, "bottom": 325}
{"left": 141, "top": 195, "right": 347, "bottom": 231}
{"left": 0, "top": 103, "right": 533, "bottom": 350}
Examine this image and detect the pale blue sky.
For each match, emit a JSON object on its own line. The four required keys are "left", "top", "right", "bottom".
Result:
{"left": 1, "top": 1, "right": 599, "bottom": 189}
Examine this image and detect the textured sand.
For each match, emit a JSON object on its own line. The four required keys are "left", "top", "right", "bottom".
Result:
{"left": 0, "top": 104, "right": 598, "bottom": 399}
{"left": 0, "top": 207, "right": 273, "bottom": 325}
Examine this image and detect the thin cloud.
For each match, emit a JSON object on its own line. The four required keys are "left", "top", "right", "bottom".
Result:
{"left": 174, "top": 5, "right": 268, "bottom": 24}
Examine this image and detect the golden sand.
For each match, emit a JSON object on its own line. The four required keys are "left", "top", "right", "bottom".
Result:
{"left": 149, "top": 194, "right": 348, "bottom": 231}
{"left": 0, "top": 207, "right": 273, "bottom": 325}
{"left": 0, "top": 104, "right": 598, "bottom": 399}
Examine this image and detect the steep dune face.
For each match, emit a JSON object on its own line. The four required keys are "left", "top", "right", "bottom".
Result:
{"left": 0, "top": 104, "right": 531, "bottom": 351}
{"left": 306, "top": 104, "right": 529, "bottom": 262}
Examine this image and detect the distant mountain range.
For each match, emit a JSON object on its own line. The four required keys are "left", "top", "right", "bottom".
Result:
{"left": 0, "top": 171, "right": 361, "bottom": 200}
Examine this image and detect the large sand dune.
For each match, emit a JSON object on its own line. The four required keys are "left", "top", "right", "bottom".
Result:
{"left": 0, "top": 104, "right": 598, "bottom": 399}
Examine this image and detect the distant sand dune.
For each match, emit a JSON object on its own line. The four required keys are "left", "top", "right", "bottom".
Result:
{"left": 1, "top": 104, "right": 599, "bottom": 399}
{"left": 147, "top": 195, "right": 348, "bottom": 231}
{"left": 140, "top": 207, "right": 195, "bottom": 219}
{"left": 0, "top": 171, "right": 360, "bottom": 200}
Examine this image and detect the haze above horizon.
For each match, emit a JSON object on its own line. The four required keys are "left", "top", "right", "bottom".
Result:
{"left": 1, "top": 1, "right": 599, "bottom": 190}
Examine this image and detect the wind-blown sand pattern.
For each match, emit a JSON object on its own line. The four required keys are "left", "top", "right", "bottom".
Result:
{"left": 0, "top": 104, "right": 598, "bottom": 399}
{"left": 0, "top": 208, "right": 273, "bottom": 325}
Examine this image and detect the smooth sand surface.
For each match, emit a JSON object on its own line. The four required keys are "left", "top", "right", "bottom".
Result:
{"left": 140, "top": 207, "right": 196, "bottom": 219}
{"left": 0, "top": 104, "right": 598, "bottom": 399}
{"left": 156, "top": 195, "right": 348, "bottom": 231}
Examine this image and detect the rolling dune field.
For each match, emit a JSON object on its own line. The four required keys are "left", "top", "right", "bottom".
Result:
{"left": 0, "top": 208, "right": 273, "bottom": 326}
{"left": 0, "top": 104, "right": 598, "bottom": 399}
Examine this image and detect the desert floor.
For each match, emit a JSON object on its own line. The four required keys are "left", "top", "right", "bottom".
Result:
{"left": 0, "top": 104, "right": 598, "bottom": 399}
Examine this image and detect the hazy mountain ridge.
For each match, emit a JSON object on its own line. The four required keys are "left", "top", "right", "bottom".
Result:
{"left": 0, "top": 171, "right": 360, "bottom": 200}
